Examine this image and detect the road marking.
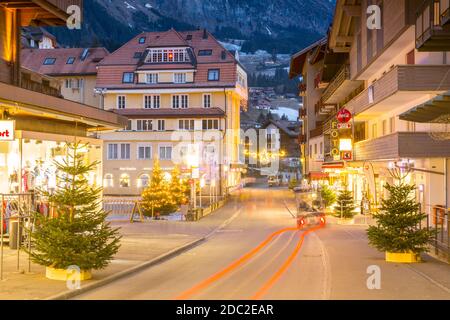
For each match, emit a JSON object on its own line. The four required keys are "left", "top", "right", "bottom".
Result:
{"left": 175, "top": 226, "right": 299, "bottom": 300}
{"left": 251, "top": 225, "right": 324, "bottom": 300}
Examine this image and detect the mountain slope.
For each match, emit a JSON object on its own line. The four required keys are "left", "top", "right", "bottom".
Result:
{"left": 48, "top": 0, "right": 334, "bottom": 53}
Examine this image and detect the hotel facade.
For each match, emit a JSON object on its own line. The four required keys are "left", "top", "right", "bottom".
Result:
{"left": 96, "top": 29, "right": 248, "bottom": 196}
{"left": 290, "top": 0, "right": 450, "bottom": 216}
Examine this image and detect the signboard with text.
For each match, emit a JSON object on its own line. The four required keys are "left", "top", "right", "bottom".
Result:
{"left": 0, "top": 120, "right": 15, "bottom": 141}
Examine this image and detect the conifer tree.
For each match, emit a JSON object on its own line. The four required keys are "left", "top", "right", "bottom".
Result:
{"left": 367, "top": 183, "right": 435, "bottom": 254}
{"left": 320, "top": 184, "right": 336, "bottom": 209}
{"left": 334, "top": 187, "right": 356, "bottom": 218}
{"left": 141, "top": 160, "right": 177, "bottom": 216}
{"left": 29, "top": 142, "right": 121, "bottom": 270}
{"left": 170, "top": 166, "right": 188, "bottom": 205}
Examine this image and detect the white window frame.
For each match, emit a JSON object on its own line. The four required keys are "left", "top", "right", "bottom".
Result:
{"left": 159, "top": 145, "right": 173, "bottom": 160}
{"left": 157, "top": 119, "right": 165, "bottom": 131}
{"left": 120, "top": 143, "right": 131, "bottom": 160}
{"left": 179, "top": 119, "right": 195, "bottom": 131}
{"left": 137, "top": 144, "right": 152, "bottom": 160}
{"left": 173, "top": 73, "right": 187, "bottom": 84}
{"left": 107, "top": 143, "right": 131, "bottom": 160}
{"left": 202, "top": 119, "right": 219, "bottom": 130}
{"left": 137, "top": 119, "right": 153, "bottom": 131}
{"left": 143, "top": 95, "right": 160, "bottom": 109}
{"left": 117, "top": 95, "right": 126, "bottom": 109}
{"left": 107, "top": 144, "right": 119, "bottom": 160}
{"left": 172, "top": 94, "right": 189, "bottom": 109}
{"left": 145, "top": 73, "right": 158, "bottom": 84}
{"left": 203, "top": 93, "right": 212, "bottom": 108}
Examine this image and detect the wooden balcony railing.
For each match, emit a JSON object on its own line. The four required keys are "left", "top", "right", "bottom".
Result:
{"left": 20, "top": 68, "right": 62, "bottom": 98}
{"left": 416, "top": 0, "right": 450, "bottom": 51}
{"left": 322, "top": 64, "right": 350, "bottom": 103}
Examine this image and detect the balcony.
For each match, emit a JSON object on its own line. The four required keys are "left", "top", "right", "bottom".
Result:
{"left": 346, "top": 65, "right": 450, "bottom": 118}
{"left": 1, "top": 0, "right": 83, "bottom": 26}
{"left": 322, "top": 64, "right": 364, "bottom": 105}
{"left": 354, "top": 132, "right": 450, "bottom": 161}
{"left": 20, "top": 67, "right": 62, "bottom": 98}
{"left": 416, "top": 0, "right": 450, "bottom": 51}
{"left": 310, "top": 126, "right": 323, "bottom": 139}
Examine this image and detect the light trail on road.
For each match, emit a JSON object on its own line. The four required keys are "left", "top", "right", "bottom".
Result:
{"left": 251, "top": 225, "right": 324, "bottom": 300}
{"left": 175, "top": 226, "right": 299, "bottom": 300}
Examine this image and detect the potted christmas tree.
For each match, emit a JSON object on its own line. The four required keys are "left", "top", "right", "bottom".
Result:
{"left": 141, "top": 160, "right": 177, "bottom": 218}
{"left": 334, "top": 186, "right": 356, "bottom": 223}
{"left": 367, "top": 183, "right": 435, "bottom": 263}
{"left": 29, "top": 142, "right": 121, "bottom": 281}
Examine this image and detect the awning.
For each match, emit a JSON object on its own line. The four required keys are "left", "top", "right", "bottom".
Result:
{"left": 399, "top": 90, "right": 450, "bottom": 123}
{"left": 309, "top": 172, "right": 329, "bottom": 180}
{"left": 322, "top": 161, "right": 345, "bottom": 169}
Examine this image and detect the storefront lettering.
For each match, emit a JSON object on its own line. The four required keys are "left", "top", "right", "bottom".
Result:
{"left": 0, "top": 121, "right": 14, "bottom": 141}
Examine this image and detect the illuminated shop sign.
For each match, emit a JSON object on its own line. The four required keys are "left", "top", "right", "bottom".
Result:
{"left": 0, "top": 120, "right": 15, "bottom": 141}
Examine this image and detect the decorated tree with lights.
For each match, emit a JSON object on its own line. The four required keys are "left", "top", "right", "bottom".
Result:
{"left": 367, "top": 183, "right": 435, "bottom": 254}
{"left": 142, "top": 160, "right": 177, "bottom": 216}
{"left": 170, "top": 166, "right": 189, "bottom": 205}
{"left": 29, "top": 142, "right": 121, "bottom": 271}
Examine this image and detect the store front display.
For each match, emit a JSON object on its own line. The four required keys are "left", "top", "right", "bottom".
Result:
{"left": 0, "top": 132, "right": 102, "bottom": 195}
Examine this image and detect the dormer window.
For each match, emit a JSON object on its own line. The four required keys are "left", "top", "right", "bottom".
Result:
{"left": 146, "top": 73, "right": 158, "bottom": 84}
{"left": 66, "top": 57, "right": 75, "bottom": 64}
{"left": 145, "top": 48, "right": 189, "bottom": 63}
{"left": 122, "top": 72, "right": 134, "bottom": 83}
{"left": 198, "top": 49, "right": 212, "bottom": 56}
{"left": 43, "top": 58, "right": 56, "bottom": 65}
{"left": 173, "top": 73, "right": 186, "bottom": 84}
{"left": 138, "top": 36, "right": 146, "bottom": 44}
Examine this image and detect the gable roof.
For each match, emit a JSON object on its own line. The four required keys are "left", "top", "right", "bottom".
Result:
{"left": 96, "top": 29, "right": 241, "bottom": 90}
{"left": 21, "top": 47, "right": 109, "bottom": 76}
{"left": 262, "top": 119, "right": 300, "bottom": 138}
{"left": 149, "top": 28, "right": 188, "bottom": 47}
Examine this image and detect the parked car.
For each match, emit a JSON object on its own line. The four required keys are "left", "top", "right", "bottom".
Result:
{"left": 268, "top": 175, "right": 281, "bottom": 187}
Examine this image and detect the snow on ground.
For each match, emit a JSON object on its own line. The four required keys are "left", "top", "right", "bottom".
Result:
{"left": 219, "top": 41, "right": 242, "bottom": 52}
{"left": 124, "top": 1, "right": 136, "bottom": 10}
{"left": 271, "top": 107, "right": 299, "bottom": 121}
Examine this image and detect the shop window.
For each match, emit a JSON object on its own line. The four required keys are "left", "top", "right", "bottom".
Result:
{"left": 138, "top": 174, "right": 150, "bottom": 188}
{"left": 104, "top": 174, "right": 114, "bottom": 188}
{"left": 120, "top": 174, "right": 130, "bottom": 188}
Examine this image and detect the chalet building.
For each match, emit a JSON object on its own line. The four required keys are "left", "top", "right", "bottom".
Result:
{"left": 290, "top": 0, "right": 450, "bottom": 216}
{"left": 96, "top": 29, "right": 248, "bottom": 196}
{"left": 21, "top": 26, "right": 57, "bottom": 49}
{"left": 0, "top": 0, "right": 127, "bottom": 195}
{"left": 21, "top": 47, "right": 109, "bottom": 107}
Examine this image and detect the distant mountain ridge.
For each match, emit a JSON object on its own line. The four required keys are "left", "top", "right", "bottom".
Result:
{"left": 48, "top": 0, "right": 334, "bottom": 54}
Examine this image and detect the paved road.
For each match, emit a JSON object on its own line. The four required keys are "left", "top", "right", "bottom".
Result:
{"left": 76, "top": 185, "right": 450, "bottom": 300}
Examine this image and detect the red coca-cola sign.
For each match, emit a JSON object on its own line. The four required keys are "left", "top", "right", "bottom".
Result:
{"left": 337, "top": 109, "right": 352, "bottom": 123}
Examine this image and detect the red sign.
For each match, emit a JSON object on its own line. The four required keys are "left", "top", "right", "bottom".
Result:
{"left": 342, "top": 151, "right": 353, "bottom": 161}
{"left": 337, "top": 109, "right": 352, "bottom": 123}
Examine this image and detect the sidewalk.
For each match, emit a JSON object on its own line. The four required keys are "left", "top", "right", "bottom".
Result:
{"left": 0, "top": 197, "right": 240, "bottom": 300}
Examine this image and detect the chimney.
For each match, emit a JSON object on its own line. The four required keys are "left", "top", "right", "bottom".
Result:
{"left": 202, "top": 28, "right": 208, "bottom": 39}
